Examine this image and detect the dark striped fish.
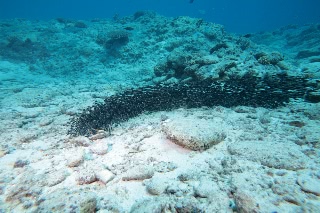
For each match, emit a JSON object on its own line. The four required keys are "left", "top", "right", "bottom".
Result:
{"left": 68, "top": 73, "right": 311, "bottom": 136}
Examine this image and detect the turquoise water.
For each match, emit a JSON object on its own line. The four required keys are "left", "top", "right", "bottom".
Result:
{"left": 1, "top": 0, "right": 320, "bottom": 33}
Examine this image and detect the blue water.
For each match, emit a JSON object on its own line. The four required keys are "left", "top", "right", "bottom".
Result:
{"left": 0, "top": 0, "right": 320, "bottom": 33}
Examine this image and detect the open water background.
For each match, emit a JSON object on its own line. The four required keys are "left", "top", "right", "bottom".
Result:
{"left": 0, "top": 0, "right": 320, "bottom": 33}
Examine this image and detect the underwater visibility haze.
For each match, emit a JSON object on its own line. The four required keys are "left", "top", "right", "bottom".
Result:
{"left": 0, "top": 0, "right": 320, "bottom": 212}
{"left": 1, "top": 0, "right": 320, "bottom": 32}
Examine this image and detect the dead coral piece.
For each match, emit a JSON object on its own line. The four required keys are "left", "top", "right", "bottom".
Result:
{"left": 90, "top": 142, "right": 109, "bottom": 155}
{"left": 255, "top": 52, "right": 284, "bottom": 65}
{"left": 76, "top": 168, "right": 97, "bottom": 185}
{"left": 4, "top": 169, "right": 45, "bottom": 207}
{"left": 194, "top": 178, "right": 220, "bottom": 198}
{"left": 95, "top": 170, "right": 115, "bottom": 184}
{"left": 46, "top": 170, "right": 68, "bottom": 187}
{"left": 144, "top": 175, "right": 169, "bottom": 195}
{"left": 153, "top": 51, "right": 218, "bottom": 80}
{"left": 122, "top": 166, "right": 155, "bottom": 181}
{"left": 234, "top": 190, "right": 260, "bottom": 213}
{"left": 65, "top": 148, "right": 84, "bottom": 167}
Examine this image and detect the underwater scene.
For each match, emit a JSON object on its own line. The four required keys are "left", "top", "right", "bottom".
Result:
{"left": 0, "top": 0, "right": 320, "bottom": 212}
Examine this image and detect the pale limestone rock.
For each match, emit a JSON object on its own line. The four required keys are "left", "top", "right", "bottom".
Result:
{"left": 122, "top": 166, "right": 154, "bottom": 181}
{"left": 144, "top": 175, "right": 168, "bottom": 195}
{"left": 228, "top": 141, "right": 308, "bottom": 170}
{"left": 76, "top": 168, "right": 96, "bottom": 185}
{"left": 65, "top": 148, "right": 84, "bottom": 167}
{"left": 46, "top": 170, "right": 68, "bottom": 187}
{"left": 234, "top": 190, "right": 260, "bottom": 213}
{"left": 96, "top": 170, "right": 115, "bottom": 184}
{"left": 194, "top": 178, "right": 220, "bottom": 198}
{"left": 297, "top": 174, "right": 320, "bottom": 196}
{"left": 90, "top": 142, "right": 109, "bottom": 155}
{"left": 161, "top": 118, "right": 226, "bottom": 151}
{"left": 130, "top": 198, "right": 167, "bottom": 213}
{"left": 301, "top": 200, "right": 320, "bottom": 212}
{"left": 70, "top": 136, "right": 91, "bottom": 147}
{"left": 39, "top": 118, "right": 53, "bottom": 127}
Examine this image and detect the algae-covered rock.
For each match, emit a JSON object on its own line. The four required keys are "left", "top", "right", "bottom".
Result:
{"left": 46, "top": 170, "right": 68, "bottom": 187}
{"left": 80, "top": 197, "right": 97, "bottom": 213}
{"left": 255, "top": 51, "right": 284, "bottom": 65}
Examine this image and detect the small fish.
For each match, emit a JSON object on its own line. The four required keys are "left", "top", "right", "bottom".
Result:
{"left": 189, "top": 0, "right": 194, "bottom": 3}
{"left": 124, "top": 26, "right": 134, "bottom": 31}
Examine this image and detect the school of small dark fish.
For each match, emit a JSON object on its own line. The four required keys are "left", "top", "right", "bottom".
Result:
{"left": 68, "top": 73, "right": 311, "bottom": 136}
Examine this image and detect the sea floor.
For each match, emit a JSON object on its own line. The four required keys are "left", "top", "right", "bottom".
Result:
{"left": 0, "top": 13, "right": 320, "bottom": 212}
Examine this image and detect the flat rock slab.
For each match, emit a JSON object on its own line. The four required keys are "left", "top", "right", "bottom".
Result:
{"left": 95, "top": 170, "right": 115, "bottom": 184}
{"left": 297, "top": 174, "right": 320, "bottom": 196}
{"left": 122, "top": 166, "right": 155, "bottom": 181}
{"left": 161, "top": 117, "right": 226, "bottom": 151}
{"left": 228, "top": 141, "right": 308, "bottom": 170}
